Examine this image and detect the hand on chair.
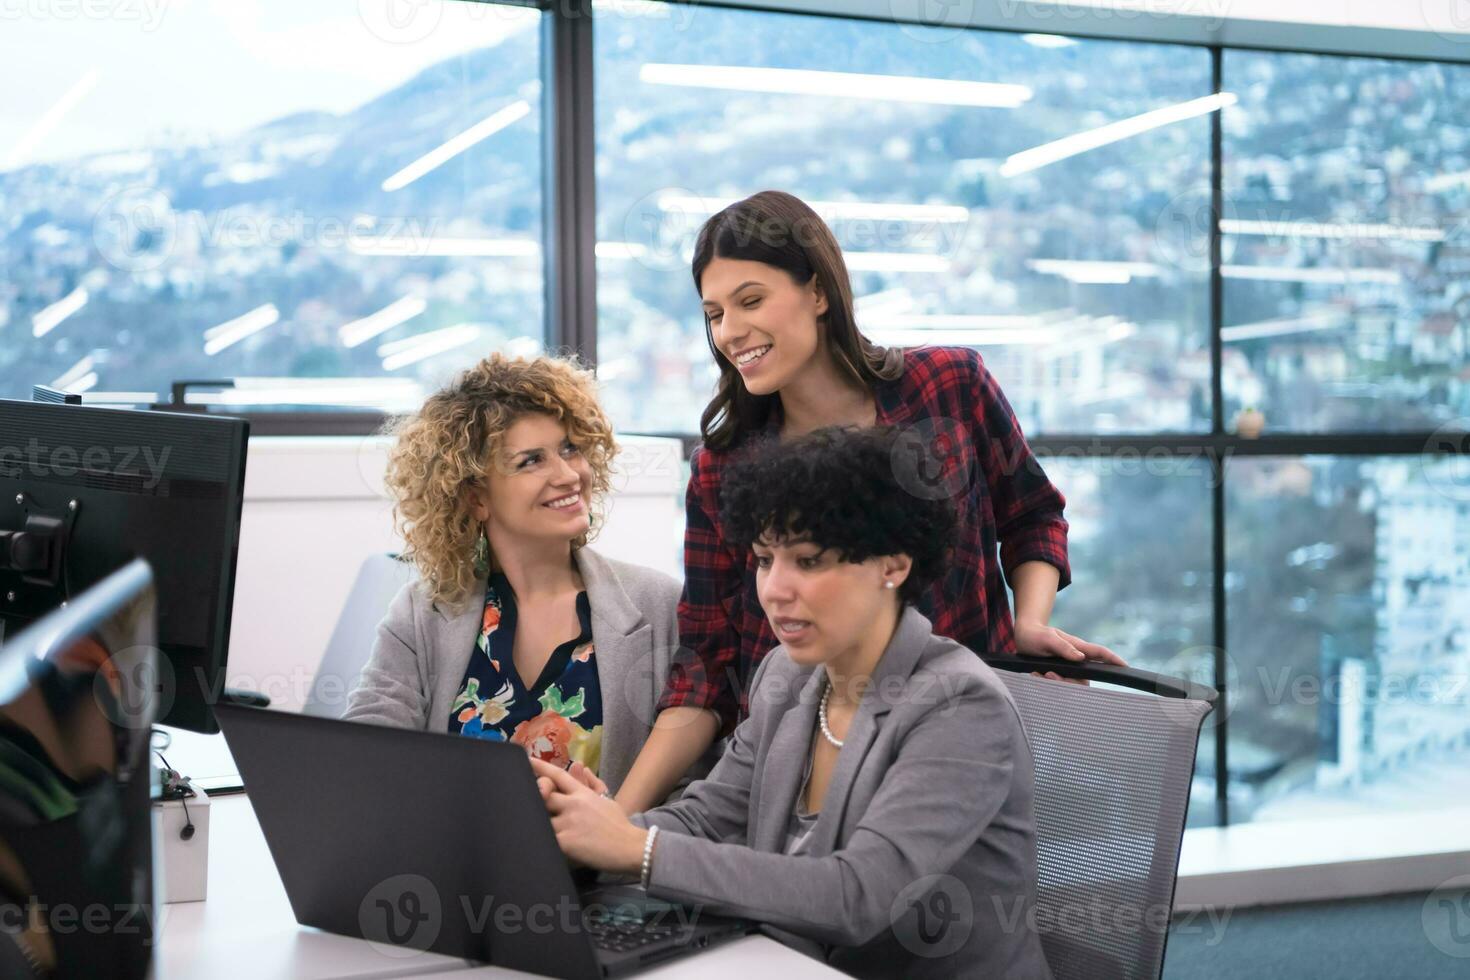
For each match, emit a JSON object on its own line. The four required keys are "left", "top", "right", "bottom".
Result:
{"left": 1014, "top": 620, "right": 1126, "bottom": 686}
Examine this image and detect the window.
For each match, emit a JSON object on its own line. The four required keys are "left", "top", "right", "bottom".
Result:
{"left": 593, "top": 7, "right": 1213, "bottom": 435}
{"left": 1044, "top": 454, "right": 1218, "bottom": 826}
{"left": 0, "top": 2, "right": 544, "bottom": 411}
{"left": 1221, "top": 51, "right": 1470, "bottom": 433}
{"left": 1226, "top": 455, "right": 1470, "bottom": 821}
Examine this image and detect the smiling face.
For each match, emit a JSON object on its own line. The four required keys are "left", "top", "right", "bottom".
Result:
{"left": 468, "top": 413, "right": 592, "bottom": 550}
{"left": 700, "top": 257, "right": 829, "bottom": 397}
{"left": 752, "top": 535, "right": 911, "bottom": 667}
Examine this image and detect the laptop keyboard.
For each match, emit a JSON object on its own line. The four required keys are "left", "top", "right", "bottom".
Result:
{"left": 583, "top": 907, "right": 681, "bottom": 954}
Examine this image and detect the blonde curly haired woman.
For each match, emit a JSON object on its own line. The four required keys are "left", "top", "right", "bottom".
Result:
{"left": 344, "top": 354, "right": 699, "bottom": 798}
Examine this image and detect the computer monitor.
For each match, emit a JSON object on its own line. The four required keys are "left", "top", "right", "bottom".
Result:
{"left": 0, "top": 398, "right": 248, "bottom": 733}
{"left": 0, "top": 559, "right": 158, "bottom": 980}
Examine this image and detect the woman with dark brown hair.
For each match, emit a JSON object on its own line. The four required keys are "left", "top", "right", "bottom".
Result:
{"left": 611, "top": 190, "right": 1124, "bottom": 812}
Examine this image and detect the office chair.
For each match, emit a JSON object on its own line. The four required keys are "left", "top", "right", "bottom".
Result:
{"left": 301, "top": 553, "right": 415, "bottom": 718}
{"left": 985, "top": 655, "right": 1217, "bottom": 980}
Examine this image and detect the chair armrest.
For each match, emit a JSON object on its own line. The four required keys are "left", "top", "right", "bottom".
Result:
{"left": 983, "top": 655, "right": 1218, "bottom": 704}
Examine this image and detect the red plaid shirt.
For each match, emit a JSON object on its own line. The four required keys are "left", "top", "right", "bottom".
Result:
{"left": 659, "top": 345, "right": 1072, "bottom": 734}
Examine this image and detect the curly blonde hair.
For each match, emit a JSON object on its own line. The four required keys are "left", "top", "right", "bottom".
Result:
{"left": 383, "top": 353, "right": 617, "bottom": 608}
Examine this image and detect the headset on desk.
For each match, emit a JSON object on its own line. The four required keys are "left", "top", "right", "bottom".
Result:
{"left": 152, "top": 690, "right": 269, "bottom": 841}
{"left": 152, "top": 733, "right": 198, "bottom": 842}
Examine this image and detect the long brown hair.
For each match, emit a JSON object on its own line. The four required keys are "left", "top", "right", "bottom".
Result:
{"left": 691, "top": 190, "right": 903, "bottom": 450}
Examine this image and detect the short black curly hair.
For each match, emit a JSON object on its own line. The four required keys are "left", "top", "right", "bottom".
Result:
{"left": 719, "top": 426, "right": 957, "bottom": 604}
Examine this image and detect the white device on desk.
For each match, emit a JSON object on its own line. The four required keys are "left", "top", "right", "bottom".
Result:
{"left": 147, "top": 689, "right": 270, "bottom": 909}
{"left": 152, "top": 739, "right": 212, "bottom": 903}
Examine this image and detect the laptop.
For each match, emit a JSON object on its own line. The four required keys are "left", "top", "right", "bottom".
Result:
{"left": 215, "top": 702, "right": 752, "bottom": 978}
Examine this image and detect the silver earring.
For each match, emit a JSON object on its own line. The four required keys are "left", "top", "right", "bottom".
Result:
{"left": 473, "top": 527, "right": 489, "bottom": 577}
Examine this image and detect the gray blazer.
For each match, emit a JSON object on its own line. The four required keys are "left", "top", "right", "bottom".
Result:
{"left": 342, "top": 547, "right": 695, "bottom": 795}
{"left": 631, "top": 606, "right": 1054, "bottom": 980}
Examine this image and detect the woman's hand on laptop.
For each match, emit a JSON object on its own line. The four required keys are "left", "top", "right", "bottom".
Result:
{"left": 530, "top": 758, "right": 646, "bottom": 876}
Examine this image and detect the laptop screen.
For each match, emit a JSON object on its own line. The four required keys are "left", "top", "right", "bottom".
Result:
{"left": 0, "top": 560, "right": 159, "bottom": 979}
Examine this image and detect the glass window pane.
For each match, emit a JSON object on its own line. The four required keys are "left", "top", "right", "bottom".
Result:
{"left": 1221, "top": 51, "right": 1470, "bottom": 432}
{"left": 1045, "top": 454, "right": 1217, "bottom": 826}
{"left": 0, "top": 3, "right": 544, "bottom": 411}
{"left": 594, "top": 9, "right": 1213, "bottom": 435}
{"left": 1226, "top": 455, "right": 1470, "bottom": 823}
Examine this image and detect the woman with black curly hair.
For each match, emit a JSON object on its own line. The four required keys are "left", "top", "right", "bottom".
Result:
{"left": 615, "top": 189, "right": 1122, "bottom": 812}
{"left": 531, "top": 426, "right": 1053, "bottom": 979}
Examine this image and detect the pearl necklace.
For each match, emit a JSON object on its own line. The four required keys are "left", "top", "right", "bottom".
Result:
{"left": 818, "top": 681, "right": 844, "bottom": 749}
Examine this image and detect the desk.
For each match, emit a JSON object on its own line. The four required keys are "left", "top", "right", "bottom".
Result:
{"left": 152, "top": 795, "right": 843, "bottom": 979}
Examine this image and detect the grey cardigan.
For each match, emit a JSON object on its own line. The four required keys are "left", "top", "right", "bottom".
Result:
{"left": 342, "top": 547, "right": 691, "bottom": 795}
{"left": 631, "top": 606, "right": 1054, "bottom": 980}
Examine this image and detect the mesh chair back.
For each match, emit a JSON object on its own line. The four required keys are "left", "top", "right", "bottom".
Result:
{"left": 995, "top": 671, "right": 1210, "bottom": 980}
{"left": 303, "top": 553, "right": 414, "bottom": 718}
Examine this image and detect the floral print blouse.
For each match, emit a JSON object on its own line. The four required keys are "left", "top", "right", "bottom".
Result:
{"left": 447, "top": 573, "right": 603, "bottom": 774}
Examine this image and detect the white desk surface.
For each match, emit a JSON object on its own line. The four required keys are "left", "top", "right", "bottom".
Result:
{"left": 151, "top": 794, "right": 842, "bottom": 979}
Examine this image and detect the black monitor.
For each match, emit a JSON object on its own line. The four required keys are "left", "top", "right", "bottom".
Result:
{"left": 0, "top": 399, "right": 248, "bottom": 733}
{"left": 0, "top": 559, "right": 158, "bottom": 980}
